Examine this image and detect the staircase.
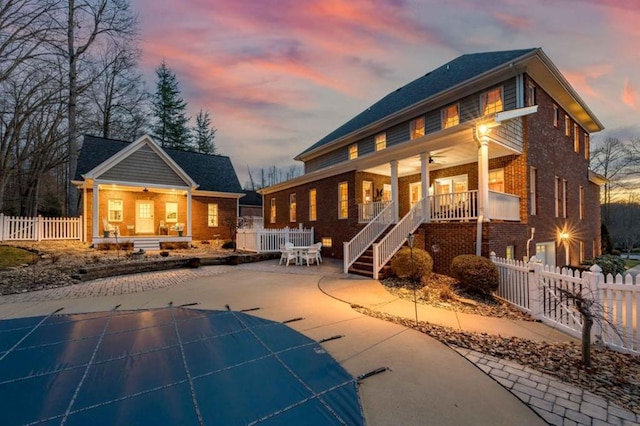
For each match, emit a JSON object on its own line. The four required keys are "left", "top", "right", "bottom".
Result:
{"left": 348, "top": 226, "right": 393, "bottom": 278}
{"left": 134, "top": 238, "right": 160, "bottom": 251}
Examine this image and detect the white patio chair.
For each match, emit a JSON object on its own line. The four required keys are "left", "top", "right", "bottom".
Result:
{"left": 302, "top": 242, "right": 322, "bottom": 266}
{"left": 102, "top": 217, "right": 119, "bottom": 237}
{"left": 281, "top": 242, "right": 297, "bottom": 266}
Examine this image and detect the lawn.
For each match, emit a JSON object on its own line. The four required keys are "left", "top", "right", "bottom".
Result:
{"left": 625, "top": 258, "right": 640, "bottom": 269}
{"left": 0, "top": 245, "right": 37, "bottom": 269}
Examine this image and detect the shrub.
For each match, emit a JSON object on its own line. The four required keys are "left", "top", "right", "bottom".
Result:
{"left": 222, "top": 241, "right": 235, "bottom": 249}
{"left": 390, "top": 247, "right": 433, "bottom": 281}
{"left": 591, "top": 254, "right": 626, "bottom": 276}
{"left": 450, "top": 254, "right": 499, "bottom": 296}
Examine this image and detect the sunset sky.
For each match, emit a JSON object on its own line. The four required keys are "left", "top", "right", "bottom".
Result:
{"left": 134, "top": 0, "right": 640, "bottom": 187}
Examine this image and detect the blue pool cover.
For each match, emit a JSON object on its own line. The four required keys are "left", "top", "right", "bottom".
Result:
{"left": 0, "top": 307, "right": 364, "bottom": 425}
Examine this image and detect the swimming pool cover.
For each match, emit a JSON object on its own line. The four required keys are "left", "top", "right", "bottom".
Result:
{"left": 0, "top": 307, "right": 364, "bottom": 425}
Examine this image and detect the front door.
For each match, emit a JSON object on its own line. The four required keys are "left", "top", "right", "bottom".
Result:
{"left": 136, "top": 200, "right": 154, "bottom": 234}
{"left": 409, "top": 182, "right": 422, "bottom": 208}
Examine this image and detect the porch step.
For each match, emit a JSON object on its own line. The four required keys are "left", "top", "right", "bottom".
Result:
{"left": 134, "top": 239, "right": 160, "bottom": 251}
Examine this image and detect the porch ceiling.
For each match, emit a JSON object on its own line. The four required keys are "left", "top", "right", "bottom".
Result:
{"left": 361, "top": 126, "right": 518, "bottom": 177}
{"left": 97, "top": 183, "right": 188, "bottom": 196}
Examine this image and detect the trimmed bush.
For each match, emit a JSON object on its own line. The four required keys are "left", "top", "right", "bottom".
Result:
{"left": 390, "top": 247, "right": 433, "bottom": 281}
{"left": 450, "top": 254, "right": 499, "bottom": 296}
{"left": 222, "top": 240, "right": 235, "bottom": 249}
{"left": 591, "top": 254, "right": 626, "bottom": 276}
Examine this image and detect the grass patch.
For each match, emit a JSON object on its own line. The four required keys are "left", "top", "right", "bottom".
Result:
{"left": 625, "top": 259, "right": 640, "bottom": 269}
{"left": 0, "top": 245, "right": 37, "bottom": 269}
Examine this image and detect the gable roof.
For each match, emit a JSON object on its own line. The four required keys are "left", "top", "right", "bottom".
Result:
{"left": 240, "top": 190, "right": 262, "bottom": 206}
{"left": 297, "top": 48, "right": 603, "bottom": 161}
{"left": 75, "top": 135, "right": 243, "bottom": 193}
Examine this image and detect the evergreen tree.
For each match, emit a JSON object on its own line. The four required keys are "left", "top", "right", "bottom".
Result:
{"left": 193, "top": 109, "right": 217, "bottom": 154}
{"left": 151, "top": 60, "right": 191, "bottom": 150}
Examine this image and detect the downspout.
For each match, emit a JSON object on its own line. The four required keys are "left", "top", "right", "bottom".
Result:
{"left": 476, "top": 215, "right": 483, "bottom": 256}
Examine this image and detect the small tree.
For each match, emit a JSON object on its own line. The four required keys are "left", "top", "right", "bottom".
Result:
{"left": 222, "top": 216, "right": 237, "bottom": 252}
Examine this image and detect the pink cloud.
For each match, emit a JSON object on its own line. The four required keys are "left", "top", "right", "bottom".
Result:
{"left": 622, "top": 78, "right": 637, "bottom": 108}
{"left": 494, "top": 13, "right": 533, "bottom": 30}
{"left": 562, "top": 64, "right": 613, "bottom": 99}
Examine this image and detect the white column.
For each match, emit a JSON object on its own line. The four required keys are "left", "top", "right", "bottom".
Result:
{"left": 390, "top": 160, "right": 399, "bottom": 222}
{"left": 92, "top": 182, "right": 99, "bottom": 239}
{"left": 478, "top": 137, "right": 490, "bottom": 222}
{"left": 187, "top": 189, "right": 192, "bottom": 237}
{"left": 420, "top": 152, "right": 430, "bottom": 223}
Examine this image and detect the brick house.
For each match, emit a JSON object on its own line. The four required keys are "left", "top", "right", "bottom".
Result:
{"left": 73, "top": 135, "right": 244, "bottom": 247}
{"left": 259, "top": 48, "right": 606, "bottom": 277}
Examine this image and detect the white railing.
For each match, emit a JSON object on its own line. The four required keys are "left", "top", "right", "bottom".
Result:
{"left": 488, "top": 191, "right": 520, "bottom": 221}
{"left": 372, "top": 198, "right": 424, "bottom": 280}
{"left": 493, "top": 255, "right": 640, "bottom": 354}
{"left": 343, "top": 201, "right": 394, "bottom": 273}
{"left": 236, "top": 226, "right": 314, "bottom": 253}
{"left": 358, "top": 201, "right": 391, "bottom": 223}
{"left": 429, "top": 190, "right": 478, "bottom": 221}
{"left": 0, "top": 214, "right": 82, "bottom": 241}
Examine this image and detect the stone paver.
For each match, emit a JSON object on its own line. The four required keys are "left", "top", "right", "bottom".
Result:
{"left": 453, "top": 347, "right": 640, "bottom": 426}
{"left": 1, "top": 259, "right": 639, "bottom": 425}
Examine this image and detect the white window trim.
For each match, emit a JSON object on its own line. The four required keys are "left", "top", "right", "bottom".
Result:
{"left": 375, "top": 133, "right": 386, "bottom": 151}
{"left": 441, "top": 103, "right": 459, "bottom": 129}
{"left": 573, "top": 124, "right": 580, "bottom": 152}
{"left": 207, "top": 203, "right": 218, "bottom": 227}
{"left": 348, "top": 144, "right": 358, "bottom": 160}
{"left": 480, "top": 87, "right": 504, "bottom": 116}
{"left": 108, "top": 199, "right": 123, "bottom": 222}
{"left": 553, "top": 105, "right": 559, "bottom": 127}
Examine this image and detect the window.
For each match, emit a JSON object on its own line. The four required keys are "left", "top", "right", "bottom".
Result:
{"left": 409, "top": 182, "right": 422, "bottom": 207}
{"left": 565, "top": 115, "right": 571, "bottom": 137}
{"left": 309, "top": 189, "right": 317, "bottom": 221}
{"left": 488, "top": 168, "right": 504, "bottom": 192}
{"left": 506, "top": 245, "right": 514, "bottom": 260}
{"left": 574, "top": 124, "right": 580, "bottom": 152}
{"left": 579, "top": 241, "right": 585, "bottom": 263}
{"left": 348, "top": 144, "right": 358, "bottom": 160}
{"left": 322, "top": 237, "right": 332, "bottom": 248}
{"left": 270, "top": 198, "right": 276, "bottom": 224}
{"left": 382, "top": 184, "right": 391, "bottom": 202}
{"left": 584, "top": 134, "right": 590, "bottom": 160}
{"left": 108, "top": 199, "right": 123, "bottom": 222}
{"left": 579, "top": 186, "right": 585, "bottom": 220}
{"left": 555, "top": 177, "right": 561, "bottom": 217}
{"left": 562, "top": 179, "right": 568, "bottom": 218}
{"left": 410, "top": 117, "right": 425, "bottom": 139}
{"left": 207, "top": 203, "right": 218, "bottom": 227}
{"left": 526, "top": 83, "right": 536, "bottom": 107}
{"left": 481, "top": 87, "right": 503, "bottom": 115}
{"left": 441, "top": 104, "right": 459, "bottom": 129}
{"left": 362, "top": 181, "right": 373, "bottom": 203}
{"left": 166, "top": 202, "right": 178, "bottom": 223}
{"left": 338, "top": 182, "right": 348, "bottom": 219}
{"left": 289, "top": 193, "right": 296, "bottom": 222}
{"left": 553, "top": 105, "right": 559, "bottom": 127}
{"left": 530, "top": 167, "right": 537, "bottom": 215}
{"left": 375, "top": 133, "right": 386, "bottom": 151}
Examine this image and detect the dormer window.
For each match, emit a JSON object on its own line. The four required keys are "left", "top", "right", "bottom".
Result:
{"left": 481, "top": 87, "right": 503, "bottom": 115}
{"left": 349, "top": 144, "right": 358, "bottom": 160}
{"left": 441, "top": 104, "right": 459, "bottom": 129}
{"left": 410, "top": 117, "right": 425, "bottom": 139}
{"left": 375, "top": 133, "right": 386, "bottom": 151}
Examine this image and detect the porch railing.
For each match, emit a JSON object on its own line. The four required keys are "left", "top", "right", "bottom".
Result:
{"left": 236, "top": 227, "right": 314, "bottom": 253}
{"left": 430, "top": 190, "right": 478, "bottom": 221}
{"left": 343, "top": 201, "right": 394, "bottom": 273}
{"left": 0, "top": 214, "right": 82, "bottom": 241}
{"left": 488, "top": 190, "right": 520, "bottom": 221}
{"left": 358, "top": 200, "right": 391, "bottom": 223}
{"left": 372, "top": 197, "right": 425, "bottom": 280}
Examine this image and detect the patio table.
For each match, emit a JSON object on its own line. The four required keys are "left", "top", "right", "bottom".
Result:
{"left": 291, "top": 246, "right": 310, "bottom": 265}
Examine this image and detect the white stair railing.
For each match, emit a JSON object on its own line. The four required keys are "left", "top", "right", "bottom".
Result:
{"left": 343, "top": 201, "right": 395, "bottom": 273}
{"left": 372, "top": 198, "right": 425, "bottom": 279}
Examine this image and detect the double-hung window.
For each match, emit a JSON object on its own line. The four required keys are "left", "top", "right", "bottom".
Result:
{"left": 338, "top": 182, "right": 348, "bottom": 219}
{"left": 289, "top": 193, "right": 296, "bottom": 222}
{"left": 441, "top": 104, "right": 459, "bottom": 129}
{"left": 574, "top": 124, "right": 580, "bottom": 152}
{"left": 584, "top": 134, "right": 590, "bottom": 160}
{"left": 481, "top": 87, "right": 503, "bottom": 115}
{"left": 530, "top": 167, "right": 537, "bottom": 216}
{"left": 526, "top": 83, "right": 536, "bottom": 107}
{"left": 579, "top": 186, "right": 585, "bottom": 220}
{"left": 565, "top": 115, "right": 571, "bottom": 137}
{"left": 348, "top": 144, "right": 358, "bottom": 160}
{"left": 410, "top": 117, "right": 425, "bottom": 139}
{"left": 488, "top": 168, "right": 505, "bottom": 192}
{"left": 555, "top": 177, "right": 561, "bottom": 218}
{"left": 309, "top": 189, "right": 317, "bottom": 221}
{"left": 207, "top": 203, "right": 218, "bottom": 227}
{"left": 108, "top": 199, "right": 123, "bottom": 222}
{"left": 553, "top": 105, "right": 559, "bottom": 127}
{"left": 375, "top": 133, "right": 386, "bottom": 151}
{"left": 270, "top": 198, "right": 276, "bottom": 224}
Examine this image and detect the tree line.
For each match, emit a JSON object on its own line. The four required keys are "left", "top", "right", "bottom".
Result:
{"left": 0, "top": 0, "right": 217, "bottom": 218}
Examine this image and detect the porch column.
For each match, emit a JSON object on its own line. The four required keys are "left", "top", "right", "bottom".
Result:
{"left": 478, "top": 137, "right": 490, "bottom": 222}
{"left": 187, "top": 189, "right": 192, "bottom": 237}
{"left": 390, "top": 160, "right": 399, "bottom": 222}
{"left": 420, "top": 152, "right": 430, "bottom": 223}
{"left": 92, "top": 182, "right": 99, "bottom": 238}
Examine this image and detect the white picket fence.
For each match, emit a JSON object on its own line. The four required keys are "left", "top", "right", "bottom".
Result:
{"left": 492, "top": 254, "right": 640, "bottom": 354}
{"left": 236, "top": 227, "right": 314, "bottom": 253}
{"left": 0, "top": 214, "right": 83, "bottom": 241}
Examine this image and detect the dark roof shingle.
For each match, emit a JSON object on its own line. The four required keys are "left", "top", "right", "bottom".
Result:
{"left": 75, "top": 135, "right": 243, "bottom": 193}
{"left": 298, "top": 48, "right": 537, "bottom": 157}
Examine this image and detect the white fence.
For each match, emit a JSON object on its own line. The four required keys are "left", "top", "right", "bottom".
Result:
{"left": 236, "top": 227, "right": 314, "bottom": 253}
{"left": 0, "top": 214, "right": 83, "bottom": 241}
{"left": 493, "top": 254, "right": 640, "bottom": 354}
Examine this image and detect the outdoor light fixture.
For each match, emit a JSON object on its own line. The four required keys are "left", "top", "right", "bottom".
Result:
{"left": 407, "top": 233, "right": 415, "bottom": 249}
{"left": 142, "top": 187, "right": 149, "bottom": 193}
{"left": 560, "top": 232, "right": 570, "bottom": 241}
